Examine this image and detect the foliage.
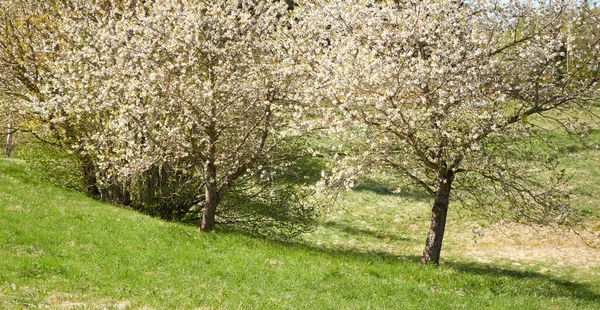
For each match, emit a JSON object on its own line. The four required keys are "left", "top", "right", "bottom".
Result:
{"left": 215, "top": 174, "right": 320, "bottom": 240}
{"left": 15, "top": 141, "right": 84, "bottom": 191}
{"left": 120, "top": 163, "right": 203, "bottom": 220}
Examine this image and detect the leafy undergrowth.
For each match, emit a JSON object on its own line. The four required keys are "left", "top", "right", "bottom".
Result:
{"left": 1, "top": 159, "right": 600, "bottom": 309}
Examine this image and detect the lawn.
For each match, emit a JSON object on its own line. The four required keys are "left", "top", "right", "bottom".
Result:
{"left": 1, "top": 159, "right": 599, "bottom": 309}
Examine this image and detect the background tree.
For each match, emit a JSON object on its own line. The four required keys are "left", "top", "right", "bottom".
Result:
{"left": 0, "top": 0, "right": 50, "bottom": 160}
{"left": 297, "top": 0, "right": 600, "bottom": 264}
{"left": 0, "top": 0, "right": 107, "bottom": 196}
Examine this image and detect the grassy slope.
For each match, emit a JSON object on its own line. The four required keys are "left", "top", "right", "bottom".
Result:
{"left": 1, "top": 159, "right": 599, "bottom": 309}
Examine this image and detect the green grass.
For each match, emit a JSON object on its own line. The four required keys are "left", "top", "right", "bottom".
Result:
{"left": 1, "top": 159, "right": 600, "bottom": 309}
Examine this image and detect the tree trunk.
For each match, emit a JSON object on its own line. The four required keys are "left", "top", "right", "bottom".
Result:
{"left": 421, "top": 172, "right": 454, "bottom": 264}
{"left": 139, "top": 165, "right": 160, "bottom": 207}
{"left": 200, "top": 184, "right": 220, "bottom": 232}
{"left": 100, "top": 181, "right": 131, "bottom": 205}
{"left": 201, "top": 118, "right": 220, "bottom": 232}
{"left": 80, "top": 154, "right": 100, "bottom": 198}
{"left": 5, "top": 123, "right": 12, "bottom": 158}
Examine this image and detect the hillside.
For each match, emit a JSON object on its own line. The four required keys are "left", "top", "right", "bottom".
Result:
{"left": 1, "top": 159, "right": 600, "bottom": 309}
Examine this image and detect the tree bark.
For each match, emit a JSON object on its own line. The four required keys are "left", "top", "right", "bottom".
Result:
{"left": 5, "top": 123, "right": 12, "bottom": 158}
{"left": 200, "top": 184, "right": 220, "bottom": 232}
{"left": 421, "top": 172, "right": 454, "bottom": 264}
{"left": 100, "top": 181, "right": 131, "bottom": 205}
{"left": 139, "top": 165, "right": 160, "bottom": 206}
{"left": 201, "top": 115, "right": 220, "bottom": 232}
{"left": 80, "top": 154, "right": 100, "bottom": 198}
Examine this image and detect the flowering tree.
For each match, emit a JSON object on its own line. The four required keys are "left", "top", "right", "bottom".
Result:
{"left": 297, "top": 0, "right": 600, "bottom": 263}
{"left": 0, "top": 0, "right": 111, "bottom": 196}
{"left": 0, "top": 0, "right": 50, "bottom": 101}
{"left": 0, "top": 0, "right": 47, "bottom": 158}
{"left": 40, "top": 0, "right": 309, "bottom": 231}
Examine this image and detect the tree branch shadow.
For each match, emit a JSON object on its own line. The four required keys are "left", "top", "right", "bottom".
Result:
{"left": 353, "top": 179, "right": 431, "bottom": 200}
{"left": 236, "top": 229, "right": 600, "bottom": 305}
{"left": 322, "top": 220, "right": 412, "bottom": 241}
{"left": 443, "top": 260, "right": 600, "bottom": 303}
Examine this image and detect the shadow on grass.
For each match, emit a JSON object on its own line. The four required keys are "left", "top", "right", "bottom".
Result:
{"left": 280, "top": 156, "right": 329, "bottom": 185}
{"left": 322, "top": 220, "right": 412, "bottom": 242}
{"left": 444, "top": 260, "right": 600, "bottom": 303}
{"left": 222, "top": 227, "right": 600, "bottom": 305}
{"left": 353, "top": 179, "right": 431, "bottom": 200}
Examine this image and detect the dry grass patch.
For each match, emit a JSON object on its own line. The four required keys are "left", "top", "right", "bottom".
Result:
{"left": 452, "top": 222, "right": 600, "bottom": 270}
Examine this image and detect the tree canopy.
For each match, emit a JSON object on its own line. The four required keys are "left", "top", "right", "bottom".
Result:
{"left": 1, "top": 0, "right": 598, "bottom": 263}
{"left": 296, "top": 0, "right": 600, "bottom": 263}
